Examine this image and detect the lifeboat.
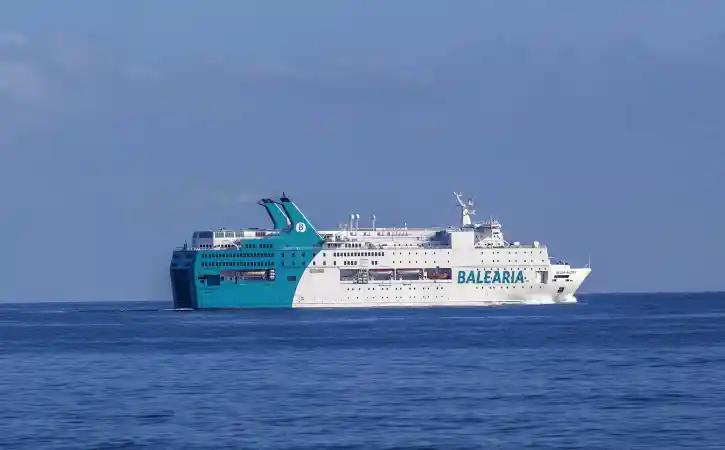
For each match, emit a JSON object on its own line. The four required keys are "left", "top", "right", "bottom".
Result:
{"left": 428, "top": 272, "right": 450, "bottom": 280}
{"left": 241, "top": 270, "right": 268, "bottom": 279}
{"left": 369, "top": 269, "right": 394, "bottom": 279}
{"left": 370, "top": 269, "right": 393, "bottom": 275}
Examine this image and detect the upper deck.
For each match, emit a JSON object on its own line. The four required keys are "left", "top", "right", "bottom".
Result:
{"left": 181, "top": 192, "right": 545, "bottom": 253}
{"left": 191, "top": 229, "right": 281, "bottom": 249}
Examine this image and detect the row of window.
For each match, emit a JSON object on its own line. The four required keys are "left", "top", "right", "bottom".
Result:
{"left": 342, "top": 285, "right": 545, "bottom": 291}
{"left": 281, "top": 260, "right": 306, "bottom": 267}
{"left": 202, "top": 252, "right": 274, "bottom": 259}
{"left": 245, "top": 243, "right": 273, "bottom": 249}
{"left": 309, "top": 260, "right": 380, "bottom": 267}
{"left": 211, "top": 231, "right": 269, "bottom": 239}
{"left": 484, "top": 250, "right": 545, "bottom": 255}
{"left": 346, "top": 286, "right": 446, "bottom": 291}
{"left": 202, "top": 261, "right": 274, "bottom": 267}
{"left": 198, "top": 248, "right": 544, "bottom": 257}
{"left": 340, "top": 260, "right": 383, "bottom": 266}
{"left": 333, "top": 251, "right": 384, "bottom": 258}
{"left": 281, "top": 252, "right": 307, "bottom": 258}
{"left": 324, "top": 243, "right": 363, "bottom": 249}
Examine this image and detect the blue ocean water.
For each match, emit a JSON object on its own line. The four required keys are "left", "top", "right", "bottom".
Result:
{"left": 1, "top": 293, "right": 724, "bottom": 449}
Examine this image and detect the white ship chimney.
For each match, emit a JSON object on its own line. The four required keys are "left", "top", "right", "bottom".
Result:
{"left": 372, "top": 214, "right": 376, "bottom": 230}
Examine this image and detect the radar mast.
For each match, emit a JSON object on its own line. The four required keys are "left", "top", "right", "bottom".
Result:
{"left": 453, "top": 191, "right": 476, "bottom": 228}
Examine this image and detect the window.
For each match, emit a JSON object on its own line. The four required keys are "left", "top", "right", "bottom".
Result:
{"left": 287, "top": 275, "right": 297, "bottom": 281}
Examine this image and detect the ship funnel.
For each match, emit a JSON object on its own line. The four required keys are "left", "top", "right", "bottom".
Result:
{"left": 258, "top": 198, "right": 291, "bottom": 229}
{"left": 372, "top": 214, "right": 376, "bottom": 230}
{"left": 274, "top": 195, "right": 323, "bottom": 245}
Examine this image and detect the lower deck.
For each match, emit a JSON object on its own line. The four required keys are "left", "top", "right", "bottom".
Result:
{"left": 171, "top": 271, "right": 587, "bottom": 309}
{"left": 295, "top": 279, "right": 579, "bottom": 307}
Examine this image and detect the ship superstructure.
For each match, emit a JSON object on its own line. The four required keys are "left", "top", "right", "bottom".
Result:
{"left": 169, "top": 192, "right": 591, "bottom": 309}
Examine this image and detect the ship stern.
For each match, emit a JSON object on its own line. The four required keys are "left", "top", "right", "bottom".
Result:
{"left": 170, "top": 250, "right": 198, "bottom": 309}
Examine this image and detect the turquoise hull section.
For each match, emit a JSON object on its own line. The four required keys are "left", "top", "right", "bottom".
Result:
{"left": 169, "top": 196, "right": 322, "bottom": 309}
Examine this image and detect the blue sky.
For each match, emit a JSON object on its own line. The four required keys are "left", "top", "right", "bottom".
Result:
{"left": 1, "top": 1, "right": 724, "bottom": 301}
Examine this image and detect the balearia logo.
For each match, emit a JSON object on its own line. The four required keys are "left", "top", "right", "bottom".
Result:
{"left": 457, "top": 270, "right": 525, "bottom": 284}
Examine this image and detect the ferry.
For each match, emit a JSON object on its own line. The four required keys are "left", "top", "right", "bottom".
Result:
{"left": 169, "top": 192, "right": 591, "bottom": 309}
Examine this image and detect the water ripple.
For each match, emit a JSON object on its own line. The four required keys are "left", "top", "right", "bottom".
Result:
{"left": 0, "top": 293, "right": 724, "bottom": 448}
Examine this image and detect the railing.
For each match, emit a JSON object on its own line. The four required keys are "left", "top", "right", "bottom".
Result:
{"left": 177, "top": 240, "right": 546, "bottom": 252}
{"left": 322, "top": 241, "right": 546, "bottom": 250}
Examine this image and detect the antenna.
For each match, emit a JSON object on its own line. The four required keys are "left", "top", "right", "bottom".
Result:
{"left": 453, "top": 191, "right": 465, "bottom": 208}
{"left": 467, "top": 196, "right": 476, "bottom": 217}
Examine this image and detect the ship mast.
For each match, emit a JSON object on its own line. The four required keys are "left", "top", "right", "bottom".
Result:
{"left": 453, "top": 191, "right": 476, "bottom": 228}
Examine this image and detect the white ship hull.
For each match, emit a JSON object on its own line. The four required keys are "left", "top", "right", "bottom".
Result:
{"left": 292, "top": 259, "right": 591, "bottom": 308}
{"left": 293, "top": 297, "right": 578, "bottom": 309}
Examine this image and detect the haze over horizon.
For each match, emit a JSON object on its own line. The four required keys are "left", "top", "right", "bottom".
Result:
{"left": 1, "top": 1, "right": 724, "bottom": 302}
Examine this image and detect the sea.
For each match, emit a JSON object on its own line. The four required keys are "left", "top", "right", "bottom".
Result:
{"left": 1, "top": 292, "right": 724, "bottom": 449}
